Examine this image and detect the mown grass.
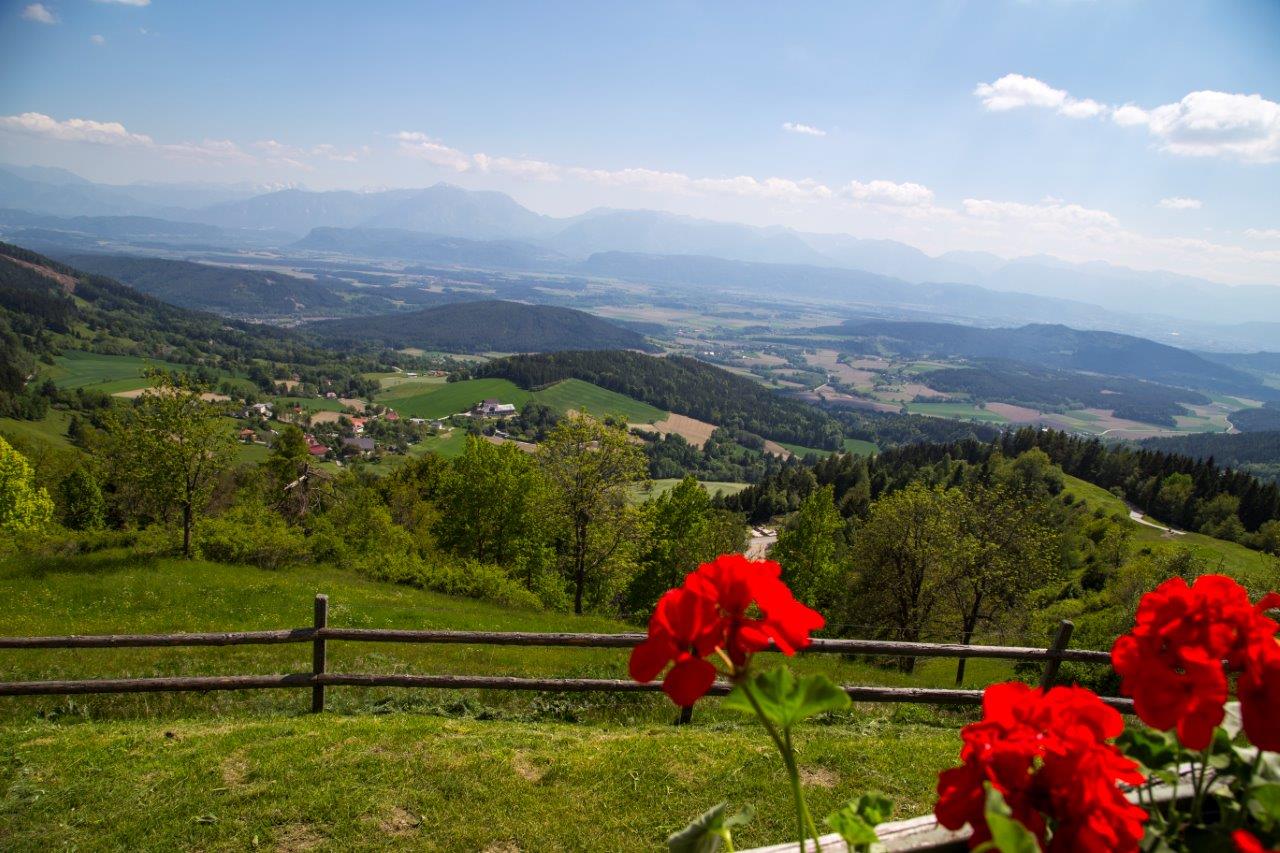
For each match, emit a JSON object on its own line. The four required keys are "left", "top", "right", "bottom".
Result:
{"left": 533, "top": 379, "right": 665, "bottom": 423}
{"left": 45, "top": 351, "right": 253, "bottom": 395}
{"left": 0, "top": 551, "right": 979, "bottom": 850}
{"left": 776, "top": 439, "right": 879, "bottom": 459}
{"left": 0, "top": 712, "right": 960, "bottom": 851}
{"left": 630, "top": 479, "right": 751, "bottom": 503}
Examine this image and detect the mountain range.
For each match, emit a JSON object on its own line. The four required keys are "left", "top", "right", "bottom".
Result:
{"left": 2, "top": 163, "right": 1277, "bottom": 344}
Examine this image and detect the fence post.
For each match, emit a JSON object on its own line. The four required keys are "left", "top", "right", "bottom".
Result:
{"left": 1039, "top": 619, "right": 1074, "bottom": 690}
{"left": 676, "top": 705, "right": 693, "bottom": 726}
{"left": 312, "top": 594, "right": 328, "bottom": 713}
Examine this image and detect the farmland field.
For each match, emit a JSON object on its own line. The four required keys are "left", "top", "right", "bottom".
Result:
{"left": 905, "top": 401, "right": 1009, "bottom": 423}
{"left": 380, "top": 378, "right": 532, "bottom": 419}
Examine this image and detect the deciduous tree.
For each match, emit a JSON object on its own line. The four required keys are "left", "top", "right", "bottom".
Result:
{"left": 105, "top": 371, "right": 235, "bottom": 556}
{"left": 0, "top": 435, "right": 53, "bottom": 535}
{"left": 539, "top": 413, "right": 649, "bottom": 614}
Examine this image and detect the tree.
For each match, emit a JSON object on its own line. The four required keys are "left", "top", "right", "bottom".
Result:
{"left": 771, "top": 485, "right": 845, "bottom": 609}
{"left": 538, "top": 413, "right": 649, "bottom": 614}
{"left": 434, "top": 436, "right": 548, "bottom": 567}
{"left": 629, "top": 476, "right": 746, "bottom": 613}
{"left": 846, "top": 483, "right": 961, "bottom": 672}
{"left": 105, "top": 372, "right": 235, "bottom": 556}
{"left": 57, "top": 466, "right": 105, "bottom": 531}
{"left": 1155, "top": 473, "right": 1194, "bottom": 522}
{"left": 264, "top": 425, "right": 326, "bottom": 519}
{"left": 0, "top": 435, "right": 53, "bottom": 534}
{"left": 946, "top": 485, "right": 1063, "bottom": 685}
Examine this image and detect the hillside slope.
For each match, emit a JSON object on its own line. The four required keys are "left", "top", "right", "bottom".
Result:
{"left": 306, "top": 300, "right": 653, "bottom": 353}
{"left": 478, "top": 350, "right": 844, "bottom": 448}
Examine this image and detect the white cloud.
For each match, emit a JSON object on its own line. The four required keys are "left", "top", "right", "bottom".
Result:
{"left": 1244, "top": 228, "right": 1280, "bottom": 240}
{"left": 845, "top": 179, "right": 935, "bottom": 207}
{"left": 21, "top": 3, "right": 57, "bottom": 24}
{"left": 90, "top": 34, "right": 106, "bottom": 45}
{"left": 0, "top": 111, "right": 151, "bottom": 146}
{"left": 974, "top": 74, "right": 1105, "bottom": 119}
{"left": 93, "top": 0, "right": 150, "bottom": 5}
{"left": 961, "top": 197, "right": 1120, "bottom": 229}
{"left": 1137, "top": 91, "right": 1280, "bottom": 163}
{"left": 393, "top": 131, "right": 473, "bottom": 172}
{"left": 975, "top": 74, "right": 1280, "bottom": 163}
{"left": 1158, "top": 197, "right": 1202, "bottom": 211}
{"left": 781, "top": 122, "right": 826, "bottom": 137}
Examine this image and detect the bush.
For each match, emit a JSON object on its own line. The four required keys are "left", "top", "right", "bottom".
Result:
{"left": 356, "top": 550, "right": 542, "bottom": 610}
{"left": 198, "top": 503, "right": 309, "bottom": 570}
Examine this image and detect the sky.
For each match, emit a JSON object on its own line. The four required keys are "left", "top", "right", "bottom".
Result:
{"left": 1, "top": 0, "right": 1278, "bottom": 284}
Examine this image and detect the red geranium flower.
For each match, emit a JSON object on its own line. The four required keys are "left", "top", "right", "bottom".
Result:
{"left": 684, "top": 554, "right": 825, "bottom": 665}
{"left": 1239, "top": 634, "right": 1280, "bottom": 753}
{"left": 629, "top": 586, "right": 721, "bottom": 706}
{"left": 628, "top": 554, "right": 825, "bottom": 706}
{"left": 1112, "top": 575, "right": 1267, "bottom": 749}
{"left": 1235, "top": 830, "right": 1280, "bottom": 853}
{"left": 935, "top": 682, "right": 1145, "bottom": 852}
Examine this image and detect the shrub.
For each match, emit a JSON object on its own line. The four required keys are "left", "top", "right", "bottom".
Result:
{"left": 198, "top": 502, "right": 309, "bottom": 570}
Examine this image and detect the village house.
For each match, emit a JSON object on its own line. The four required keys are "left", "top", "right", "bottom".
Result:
{"left": 238, "top": 427, "right": 256, "bottom": 443}
{"left": 305, "top": 435, "right": 328, "bottom": 457}
{"left": 476, "top": 399, "right": 517, "bottom": 417}
{"left": 237, "top": 401, "right": 273, "bottom": 419}
{"left": 350, "top": 417, "right": 366, "bottom": 434}
{"left": 341, "top": 436, "right": 376, "bottom": 455}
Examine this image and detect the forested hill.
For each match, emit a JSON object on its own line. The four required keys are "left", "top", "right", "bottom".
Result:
{"left": 0, "top": 242, "right": 366, "bottom": 415}
{"left": 1142, "top": 431, "right": 1280, "bottom": 484}
{"left": 51, "top": 253, "right": 428, "bottom": 319}
{"left": 726, "top": 427, "right": 1280, "bottom": 543}
{"left": 306, "top": 300, "right": 652, "bottom": 354}
{"left": 816, "top": 320, "right": 1273, "bottom": 398}
{"left": 475, "top": 350, "right": 845, "bottom": 449}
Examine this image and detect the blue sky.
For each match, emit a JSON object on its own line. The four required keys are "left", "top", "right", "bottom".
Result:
{"left": 1, "top": 0, "right": 1278, "bottom": 283}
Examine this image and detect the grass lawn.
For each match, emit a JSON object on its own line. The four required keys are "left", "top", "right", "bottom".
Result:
{"left": 0, "top": 552, "right": 979, "bottom": 849}
{"left": 533, "top": 378, "right": 665, "bottom": 423}
{"left": 271, "top": 396, "right": 350, "bottom": 413}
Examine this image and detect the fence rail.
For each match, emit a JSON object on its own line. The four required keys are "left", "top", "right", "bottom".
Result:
{"left": 0, "top": 594, "right": 1131, "bottom": 714}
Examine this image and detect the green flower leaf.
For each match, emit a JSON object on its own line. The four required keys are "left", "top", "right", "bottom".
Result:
{"left": 667, "top": 802, "right": 754, "bottom": 853}
{"left": 1116, "top": 727, "right": 1178, "bottom": 773}
{"left": 723, "top": 668, "right": 851, "bottom": 730}
{"left": 1248, "top": 783, "right": 1280, "bottom": 830}
{"left": 825, "top": 793, "right": 892, "bottom": 851}
{"left": 981, "top": 785, "right": 1041, "bottom": 853}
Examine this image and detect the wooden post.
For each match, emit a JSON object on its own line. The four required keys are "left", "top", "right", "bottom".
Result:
{"left": 312, "top": 594, "right": 328, "bottom": 713}
{"left": 1039, "top": 619, "right": 1074, "bottom": 690}
{"left": 676, "top": 705, "right": 693, "bottom": 726}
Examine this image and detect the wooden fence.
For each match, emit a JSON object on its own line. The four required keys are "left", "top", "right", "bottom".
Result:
{"left": 0, "top": 594, "right": 1131, "bottom": 716}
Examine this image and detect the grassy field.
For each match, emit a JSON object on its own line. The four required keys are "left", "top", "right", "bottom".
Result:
{"left": 1061, "top": 474, "right": 1279, "bottom": 587}
{"left": 379, "top": 378, "right": 670, "bottom": 424}
{"left": 631, "top": 479, "right": 751, "bottom": 502}
{"left": 383, "top": 379, "right": 533, "bottom": 420}
{"left": 776, "top": 439, "right": 879, "bottom": 458}
{"left": 905, "top": 402, "right": 1009, "bottom": 424}
{"left": 0, "top": 409, "right": 76, "bottom": 449}
{"left": 0, "top": 552, "right": 981, "bottom": 850}
{"left": 45, "top": 351, "right": 253, "bottom": 396}
{"left": 533, "top": 378, "right": 665, "bottom": 423}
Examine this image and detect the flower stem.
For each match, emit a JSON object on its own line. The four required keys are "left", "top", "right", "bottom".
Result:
{"left": 737, "top": 679, "right": 821, "bottom": 852}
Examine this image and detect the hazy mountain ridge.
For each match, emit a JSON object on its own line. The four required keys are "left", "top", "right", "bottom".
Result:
{"left": 305, "top": 299, "right": 654, "bottom": 354}
{"left": 818, "top": 320, "right": 1275, "bottom": 398}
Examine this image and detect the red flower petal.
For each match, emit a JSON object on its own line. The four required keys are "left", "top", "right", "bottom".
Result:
{"left": 662, "top": 655, "right": 717, "bottom": 706}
